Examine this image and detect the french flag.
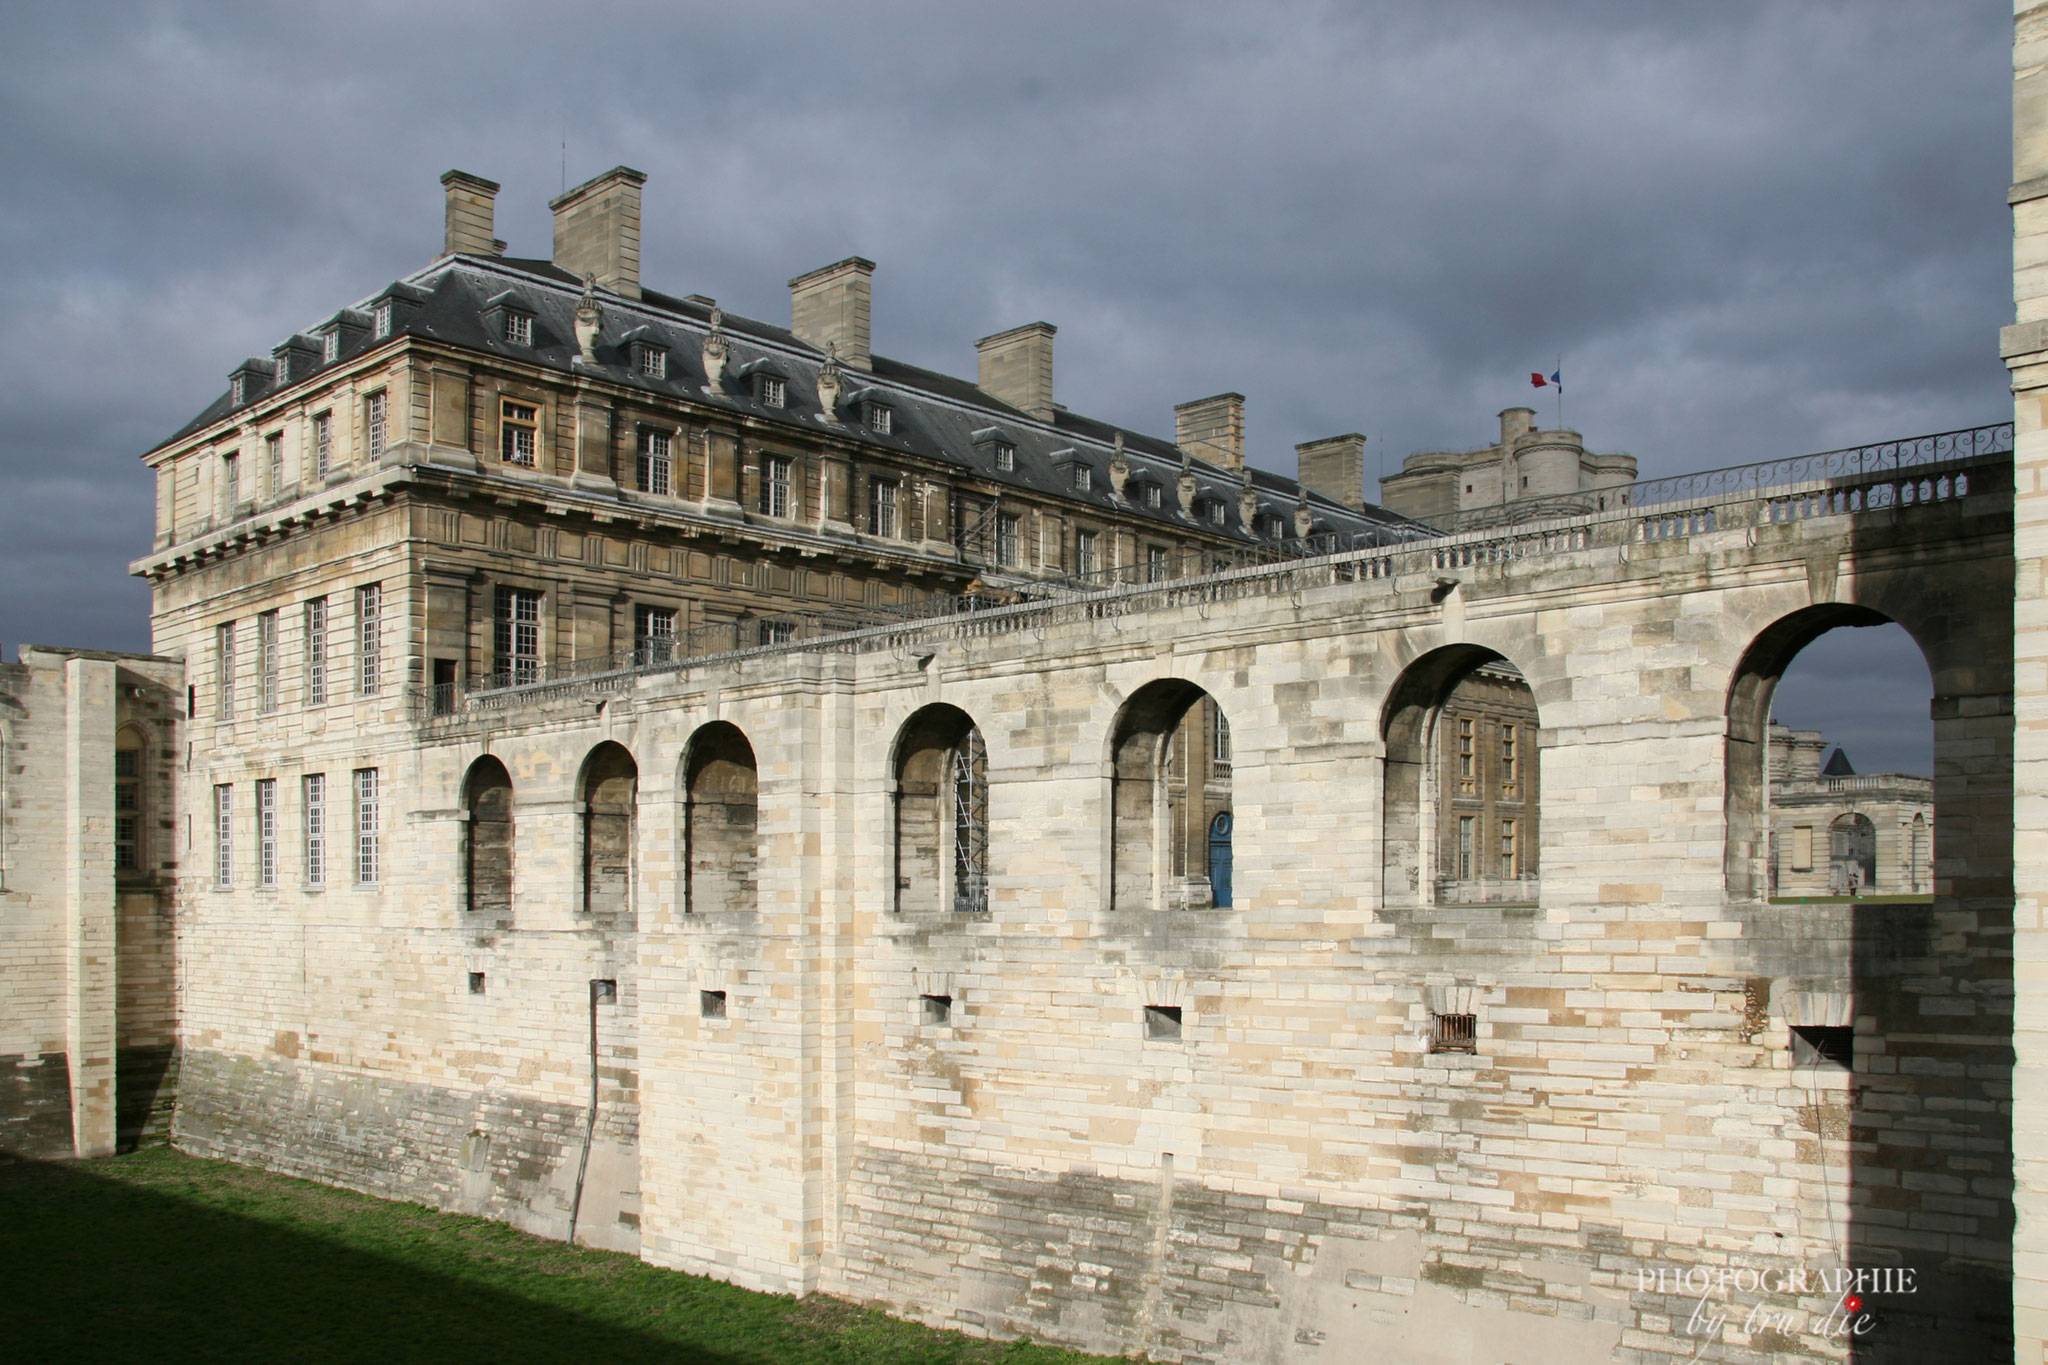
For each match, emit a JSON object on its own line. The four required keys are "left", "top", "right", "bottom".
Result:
{"left": 1530, "top": 369, "right": 1562, "bottom": 392}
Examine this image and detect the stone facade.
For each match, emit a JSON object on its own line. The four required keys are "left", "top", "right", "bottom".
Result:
{"left": 1765, "top": 726, "right": 1932, "bottom": 899}
{"left": 1377, "top": 406, "right": 1637, "bottom": 526}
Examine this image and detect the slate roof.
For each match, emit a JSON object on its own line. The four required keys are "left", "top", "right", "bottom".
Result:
{"left": 155, "top": 254, "right": 1425, "bottom": 548}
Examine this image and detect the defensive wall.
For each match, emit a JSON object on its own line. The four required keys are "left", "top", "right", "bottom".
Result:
{"left": 156, "top": 436, "right": 2015, "bottom": 1363}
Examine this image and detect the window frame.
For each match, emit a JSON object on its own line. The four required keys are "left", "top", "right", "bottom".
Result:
{"left": 356, "top": 583, "right": 382, "bottom": 697}
{"left": 304, "top": 773, "right": 327, "bottom": 887}
{"left": 364, "top": 390, "right": 388, "bottom": 462}
{"left": 761, "top": 454, "right": 793, "bottom": 518}
{"left": 256, "top": 778, "right": 278, "bottom": 888}
{"left": 216, "top": 621, "right": 237, "bottom": 721}
{"left": 504, "top": 311, "right": 533, "bottom": 346}
{"left": 214, "top": 784, "right": 234, "bottom": 889}
{"left": 634, "top": 603, "right": 677, "bottom": 664}
{"left": 757, "top": 374, "right": 786, "bottom": 408}
{"left": 867, "top": 476, "right": 898, "bottom": 537}
{"left": 494, "top": 586, "right": 543, "bottom": 685}
{"left": 257, "top": 610, "right": 280, "bottom": 714}
{"left": 354, "top": 768, "right": 379, "bottom": 885}
{"left": 636, "top": 426, "right": 673, "bottom": 495}
{"left": 995, "top": 511, "right": 1022, "bottom": 568}
{"left": 304, "top": 596, "right": 329, "bottom": 705}
{"left": 499, "top": 398, "right": 538, "bottom": 467}
{"left": 312, "top": 411, "right": 334, "bottom": 479}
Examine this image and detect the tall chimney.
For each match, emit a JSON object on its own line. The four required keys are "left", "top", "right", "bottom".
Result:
{"left": 1175, "top": 393, "right": 1245, "bottom": 471}
{"left": 441, "top": 170, "right": 503, "bottom": 257}
{"left": 1295, "top": 433, "right": 1367, "bottom": 510}
{"left": 789, "top": 257, "right": 875, "bottom": 370}
{"left": 550, "top": 166, "right": 647, "bottom": 299}
{"left": 975, "top": 322, "right": 1056, "bottom": 421}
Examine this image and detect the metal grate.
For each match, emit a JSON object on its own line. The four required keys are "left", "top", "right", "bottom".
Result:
{"left": 1431, "top": 1012, "right": 1477, "bottom": 1054}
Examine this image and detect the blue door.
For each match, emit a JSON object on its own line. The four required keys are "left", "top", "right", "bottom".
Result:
{"left": 1208, "top": 811, "right": 1234, "bottom": 908}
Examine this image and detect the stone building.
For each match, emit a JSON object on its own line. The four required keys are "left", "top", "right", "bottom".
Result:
{"left": 1377, "top": 405, "right": 1636, "bottom": 525}
{"left": 1766, "top": 724, "right": 1933, "bottom": 898}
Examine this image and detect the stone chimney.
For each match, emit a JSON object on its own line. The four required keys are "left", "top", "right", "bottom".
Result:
{"left": 1500, "top": 406, "right": 1537, "bottom": 447}
{"left": 551, "top": 166, "right": 646, "bottom": 299}
{"left": 975, "top": 322, "right": 1056, "bottom": 421}
{"left": 1174, "top": 393, "right": 1245, "bottom": 472}
{"left": 441, "top": 170, "right": 503, "bottom": 257}
{"left": 1295, "top": 433, "right": 1367, "bottom": 510}
{"left": 790, "top": 257, "right": 875, "bottom": 370}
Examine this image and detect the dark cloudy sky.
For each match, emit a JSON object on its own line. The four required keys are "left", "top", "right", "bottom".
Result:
{"left": 0, "top": 1, "right": 2007, "bottom": 773}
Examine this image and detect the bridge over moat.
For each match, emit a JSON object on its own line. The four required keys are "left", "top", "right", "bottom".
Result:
{"left": 267, "top": 427, "right": 2018, "bottom": 1363}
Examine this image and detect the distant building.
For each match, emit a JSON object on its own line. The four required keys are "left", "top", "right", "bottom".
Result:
{"left": 1378, "top": 406, "right": 1636, "bottom": 525}
{"left": 1767, "top": 722, "right": 1932, "bottom": 897}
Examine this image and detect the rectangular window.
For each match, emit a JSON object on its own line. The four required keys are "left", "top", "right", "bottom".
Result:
{"left": 1144, "top": 484, "right": 1162, "bottom": 510}
{"left": 1431, "top": 1012, "right": 1477, "bottom": 1055}
{"left": 1457, "top": 816, "right": 1475, "bottom": 879}
{"left": 994, "top": 442, "right": 1016, "bottom": 472}
{"left": 354, "top": 769, "right": 379, "bottom": 885}
{"left": 1500, "top": 819, "right": 1518, "bottom": 879}
{"left": 304, "top": 597, "right": 328, "bottom": 705}
{"left": 114, "top": 742, "right": 140, "bottom": 873}
{"left": 1792, "top": 825, "right": 1814, "bottom": 872}
{"left": 265, "top": 432, "right": 284, "bottom": 496}
{"left": 505, "top": 312, "right": 532, "bottom": 345}
{"left": 1069, "top": 464, "right": 1092, "bottom": 493}
{"left": 365, "top": 391, "right": 387, "bottom": 462}
{"left": 634, "top": 605, "right": 676, "bottom": 664}
{"left": 495, "top": 587, "right": 542, "bottom": 685}
{"left": 867, "top": 477, "right": 897, "bottom": 537}
{"left": 1205, "top": 500, "right": 1225, "bottom": 525}
{"left": 1211, "top": 705, "right": 1232, "bottom": 764}
{"left": 637, "top": 344, "right": 664, "bottom": 377}
{"left": 761, "top": 455, "right": 793, "bottom": 518}
{"left": 501, "top": 400, "right": 537, "bottom": 466}
{"left": 1075, "top": 529, "right": 1099, "bottom": 576}
{"left": 303, "top": 773, "right": 326, "bottom": 886}
{"left": 1501, "top": 724, "right": 1518, "bottom": 785}
{"left": 214, "top": 784, "right": 233, "bottom": 888}
{"left": 256, "top": 778, "right": 277, "bottom": 888}
{"left": 757, "top": 620, "right": 795, "bottom": 646}
{"left": 373, "top": 300, "right": 392, "bottom": 338}
{"left": 356, "top": 584, "right": 382, "bottom": 696}
{"left": 868, "top": 404, "right": 893, "bottom": 435}
{"left": 216, "top": 621, "right": 237, "bottom": 720}
{"left": 1147, "top": 545, "right": 1169, "bottom": 582}
{"left": 257, "top": 610, "right": 279, "bottom": 713}
{"left": 759, "top": 375, "right": 785, "bottom": 408}
{"left": 1457, "top": 717, "right": 1474, "bottom": 781}
{"left": 322, "top": 331, "right": 339, "bottom": 363}
{"left": 996, "top": 512, "right": 1022, "bottom": 568}
{"left": 313, "top": 411, "right": 333, "bottom": 478}
{"left": 637, "top": 428, "right": 672, "bottom": 495}
{"left": 222, "top": 450, "right": 240, "bottom": 511}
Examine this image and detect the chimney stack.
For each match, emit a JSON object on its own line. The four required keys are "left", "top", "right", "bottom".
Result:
{"left": 1294, "top": 433, "right": 1367, "bottom": 510}
{"left": 441, "top": 171, "right": 504, "bottom": 257}
{"left": 975, "top": 322, "right": 1057, "bottom": 421}
{"left": 789, "top": 257, "right": 875, "bottom": 370}
{"left": 1175, "top": 393, "right": 1245, "bottom": 471}
{"left": 550, "top": 166, "right": 647, "bottom": 299}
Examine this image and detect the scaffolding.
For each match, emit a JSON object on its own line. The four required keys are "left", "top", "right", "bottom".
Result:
{"left": 952, "top": 729, "right": 989, "bottom": 913}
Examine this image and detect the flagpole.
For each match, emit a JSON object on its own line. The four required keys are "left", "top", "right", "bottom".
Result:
{"left": 1555, "top": 354, "right": 1563, "bottom": 430}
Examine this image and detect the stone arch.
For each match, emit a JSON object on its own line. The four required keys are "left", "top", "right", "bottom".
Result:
{"left": 1830, "top": 812, "right": 1877, "bottom": 894}
{"left": 1381, "top": 645, "right": 1541, "bottom": 907}
{"left": 1724, "top": 604, "right": 1900, "bottom": 901}
{"left": 1109, "top": 679, "right": 1233, "bottom": 912}
{"left": 577, "top": 741, "right": 638, "bottom": 919}
{"left": 891, "top": 704, "right": 988, "bottom": 915}
{"left": 683, "top": 722, "right": 758, "bottom": 915}
{"left": 463, "top": 755, "right": 514, "bottom": 925}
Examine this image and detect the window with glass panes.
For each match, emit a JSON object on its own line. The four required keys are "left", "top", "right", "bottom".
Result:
{"left": 355, "top": 584, "right": 381, "bottom": 696}
{"left": 257, "top": 611, "right": 279, "bottom": 713}
{"left": 354, "top": 769, "right": 379, "bottom": 884}
{"left": 114, "top": 731, "right": 142, "bottom": 873}
{"left": 996, "top": 512, "right": 1021, "bottom": 567}
{"left": 303, "top": 773, "right": 326, "bottom": 886}
{"left": 495, "top": 587, "right": 541, "bottom": 684}
{"left": 637, "top": 428, "right": 672, "bottom": 494}
{"left": 214, "top": 785, "right": 233, "bottom": 887}
{"left": 868, "top": 478, "right": 896, "bottom": 536}
{"left": 256, "top": 778, "right": 277, "bottom": 887}
{"left": 500, "top": 400, "right": 537, "bottom": 466}
{"left": 365, "top": 391, "right": 387, "bottom": 461}
{"left": 762, "top": 456, "right": 792, "bottom": 517}
{"left": 312, "top": 412, "right": 333, "bottom": 478}
{"left": 216, "top": 621, "right": 237, "bottom": 720}
{"left": 304, "top": 596, "right": 328, "bottom": 705}
{"left": 634, "top": 605, "right": 676, "bottom": 663}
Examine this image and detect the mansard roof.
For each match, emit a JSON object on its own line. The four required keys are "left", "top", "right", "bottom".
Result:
{"left": 152, "top": 253, "right": 1421, "bottom": 547}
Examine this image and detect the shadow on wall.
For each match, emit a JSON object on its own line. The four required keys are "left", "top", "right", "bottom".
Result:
{"left": 0, "top": 1150, "right": 749, "bottom": 1364}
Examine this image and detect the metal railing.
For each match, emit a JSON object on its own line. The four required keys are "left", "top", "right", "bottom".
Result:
{"left": 410, "top": 422, "right": 2011, "bottom": 723}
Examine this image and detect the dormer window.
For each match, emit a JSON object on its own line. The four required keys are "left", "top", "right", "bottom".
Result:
{"left": 1143, "top": 484, "right": 1163, "bottom": 510}
{"left": 1070, "top": 464, "right": 1091, "bottom": 493}
{"left": 865, "top": 401, "right": 893, "bottom": 435}
{"left": 274, "top": 354, "right": 289, "bottom": 385}
{"left": 504, "top": 312, "right": 532, "bottom": 346}
{"left": 994, "top": 442, "right": 1016, "bottom": 471}
{"left": 322, "top": 331, "right": 339, "bottom": 363}
{"left": 635, "top": 342, "right": 666, "bottom": 378}
{"left": 1204, "top": 500, "right": 1226, "bottom": 526}
{"left": 230, "top": 373, "right": 247, "bottom": 406}
{"left": 757, "top": 374, "right": 786, "bottom": 408}
{"left": 372, "top": 301, "right": 393, "bottom": 338}
{"left": 972, "top": 427, "right": 1017, "bottom": 472}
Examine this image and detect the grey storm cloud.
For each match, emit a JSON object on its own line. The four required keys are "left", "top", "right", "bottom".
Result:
{"left": 0, "top": 0, "right": 2006, "bottom": 773}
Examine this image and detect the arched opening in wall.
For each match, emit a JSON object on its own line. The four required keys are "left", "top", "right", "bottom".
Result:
{"left": 892, "top": 704, "right": 989, "bottom": 915}
{"left": 114, "top": 725, "right": 146, "bottom": 877}
{"left": 1727, "top": 610, "right": 1933, "bottom": 902}
{"left": 463, "top": 756, "right": 514, "bottom": 925}
{"left": 684, "top": 722, "right": 758, "bottom": 915}
{"left": 578, "top": 742, "right": 638, "bottom": 918}
{"left": 1381, "top": 647, "right": 1539, "bottom": 907}
{"left": 1110, "top": 680, "right": 1233, "bottom": 912}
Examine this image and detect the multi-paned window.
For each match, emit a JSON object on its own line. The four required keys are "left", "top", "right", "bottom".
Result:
{"left": 867, "top": 477, "right": 896, "bottom": 537}
{"left": 1147, "top": 545, "right": 1169, "bottom": 582}
{"left": 221, "top": 450, "right": 240, "bottom": 512}
{"left": 1501, "top": 724, "right": 1518, "bottom": 787}
{"left": 312, "top": 411, "right": 333, "bottom": 478}
{"left": 993, "top": 441, "right": 1016, "bottom": 472}
{"left": 216, "top": 621, "right": 237, "bottom": 720}
{"left": 322, "top": 331, "right": 339, "bottom": 363}
{"left": 501, "top": 400, "right": 537, "bottom": 466}
{"left": 256, "top": 778, "right": 277, "bottom": 888}
{"left": 1143, "top": 484, "right": 1163, "bottom": 510}
{"left": 303, "top": 773, "right": 326, "bottom": 886}
{"left": 304, "top": 596, "right": 328, "bottom": 705}
{"left": 762, "top": 455, "right": 792, "bottom": 518}
{"left": 114, "top": 730, "right": 141, "bottom": 873}
{"left": 1069, "top": 464, "right": 1092, "bottom": 493}
{"left": 757, "top": 620, "right": 795, "bottom": 646}
{"left": 637, "top": 428, "right": 672, "bottom": 495}
{"left": 354, "top": 768, "right": 379, "bottom": 885}
{"left": 634, "top": 604, "right": 676, "bottom": 664}
{"left": 356, "top": 583, "right": 381, "bottom": 696}
{"left": 372, "top": 300, "right": 392, "bottom": 338}
{"left": 365, "top": 391, "right": 388, "bottom": 462}
{"left": 504, "top": 312, "right": 532, "bottom": 345}
{"left": 867, "top": 402, "right": 893, "bottom": 435}
{"left": 1075, "top": 528, "right": 1099, "bottom": 577}
{"left": 265, "top": 432, "right": 284, "bottom": 496}
{"left": 757, "top": 375, "right": 786, "bottom": 408}
{"left": 1211, "top": 704, "right": 1232, "bottom": 765}
{"left": 214, "top": 784, "right": 233, "bottom": 888}
{"left": 495, "top": 587, "right": 542, "bottom": 685}
{"left": 995, "top": 512, "right": 1021, "bottom": 568}
{"left": 257, "top": 610, "right": 279, "bottom": 713}
{"left": 1456, "top": 717, "right": 1475, "bottom": 782}
{"left": 636, "top": 343, "right": 665, "bottom": 377}
{"left": 1500, "top": 819, "right": 1518, "bottom": 879}
{"left": 1457, "top": 816, "right": 1475, "bottom": 879}
{"left": 1204, "top": 499, "right": 1225, "bottom": 525}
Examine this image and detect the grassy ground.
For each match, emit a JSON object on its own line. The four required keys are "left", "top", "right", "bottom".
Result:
{"left": 0, "top": 1145, "right": 1127, "bottom": 1365}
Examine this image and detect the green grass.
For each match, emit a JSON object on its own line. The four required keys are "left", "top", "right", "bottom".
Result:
{"left": 0, "top": 1145, "right": 1126, "bottom": 1365}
